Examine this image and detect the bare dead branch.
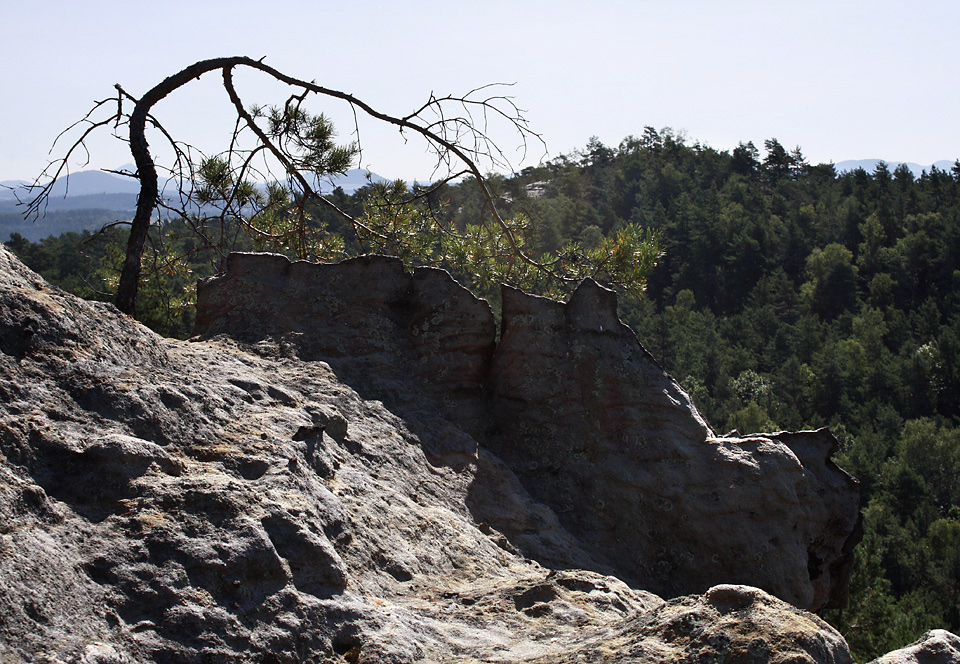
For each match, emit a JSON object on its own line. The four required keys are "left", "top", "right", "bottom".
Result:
{"left": 30, "top": 55, "right": 550, "bottom": 316}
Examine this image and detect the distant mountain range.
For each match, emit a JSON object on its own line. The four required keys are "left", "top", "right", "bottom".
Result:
{"left": 0, "top": 167, "right": 390, "bottom": 203}
{"left": 0, "top": 168, "right": 394, "bottom": 242}
{"left": 0, "top": 180, "right": 29, "bottom": 196}
{"left": 313, "top": 168, "right": 391, "bottom": 193}
{"left": 0, "top": 170, "right": 140, "bottom": 201}
{"left": 833, "top": 159, "right": 955, "bottom": 178}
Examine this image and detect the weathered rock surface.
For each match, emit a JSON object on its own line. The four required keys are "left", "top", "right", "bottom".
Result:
{"left": 194, "top": 252, "right": 496, "bottom": 437}
{"left": 526, "top": 584, "right": 855, "bottom": 664}
{"left": 488, "top": 282, "right": 862, "bottom": 610}
{"left": 196, "top": 252, "right": 861, "bottom": 611}
{"left": 868, "top": 630, "right": 960, "bottom": 664}
{"left": 0, "top": 243, "right": 885, "bottom": 662}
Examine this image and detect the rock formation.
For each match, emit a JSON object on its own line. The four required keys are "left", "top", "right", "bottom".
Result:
{"left": 868, "top": 630, "right": 960, "bottom": 664}
{"left": 0, "top": 243, "right": 914, "bottom": 663}
{"left": 196, "top": 252, "right": 862, "bottom": 611}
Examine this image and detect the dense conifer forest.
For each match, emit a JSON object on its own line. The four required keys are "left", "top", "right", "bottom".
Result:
{"left": 8, "top": 128, "right": 960, "bottom": 661}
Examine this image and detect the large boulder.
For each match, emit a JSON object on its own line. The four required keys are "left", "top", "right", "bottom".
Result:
{"left": 526, "top": 584, "right": 856, "bottom": 664}
{"left": 868, "top": 630, "right": 960, "bottom": 664}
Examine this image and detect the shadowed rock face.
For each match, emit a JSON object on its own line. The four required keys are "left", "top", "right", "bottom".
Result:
{"left": 196, "top": 252, "right": 862, "bottom": 611}
{"left": 195, "top": 252, "right": 497, "bottom": 439}
{"left": 0, "top": 244, "right": 876, "bottom": 663}
{"left": 489, "top": 282, "right": 862, "bottom": 610}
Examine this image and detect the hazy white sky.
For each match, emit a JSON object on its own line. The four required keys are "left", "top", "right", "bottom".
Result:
{"left": 3, "top": 0, "right": 958, "bottom": 183}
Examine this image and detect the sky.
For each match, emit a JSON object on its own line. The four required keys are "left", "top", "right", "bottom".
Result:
{"left": 2, "top": 0, "right": 958, "bottom": 185}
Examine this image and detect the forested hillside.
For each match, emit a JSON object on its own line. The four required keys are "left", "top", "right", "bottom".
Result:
{"left": 7, "top": 128, "right": 960, "bottom": 661}
{"left": 475, "top": 132, "right": 960, "bottom": 661}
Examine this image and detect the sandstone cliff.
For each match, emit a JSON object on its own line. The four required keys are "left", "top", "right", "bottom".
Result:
{"left": 0, "top": 244, "right": 881, "bottom": 662}
{"left": 195, "top": 252, "right": 861, "bottom": 611}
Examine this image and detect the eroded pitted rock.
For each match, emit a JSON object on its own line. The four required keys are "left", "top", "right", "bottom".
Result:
{"left": 1, "top": 243, "right": 869, "bottom": 662}
{"left": 868, "top": 629, "right": 960, "bottom": 664}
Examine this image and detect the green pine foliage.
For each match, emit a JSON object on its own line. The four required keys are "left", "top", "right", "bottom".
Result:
{"left": 7, "top": 127, "right": 960, "bottom": 662}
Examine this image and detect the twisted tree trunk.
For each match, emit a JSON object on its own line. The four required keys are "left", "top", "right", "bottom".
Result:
{"left": 116, "top": 57, "right": 248, "bottom": 315}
